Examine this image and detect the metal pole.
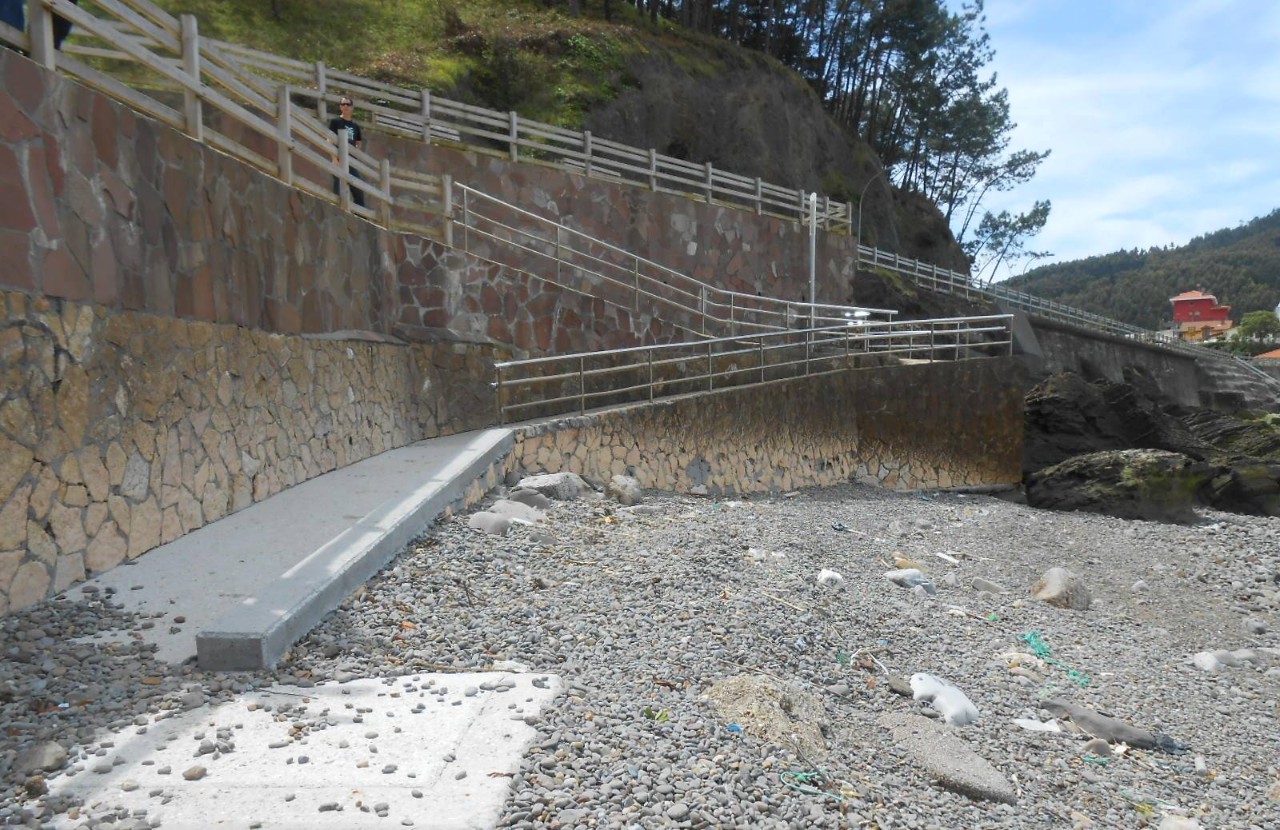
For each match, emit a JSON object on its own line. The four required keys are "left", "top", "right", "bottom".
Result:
{"left": 808, "top": 192, "right": 817, "bottom": 330}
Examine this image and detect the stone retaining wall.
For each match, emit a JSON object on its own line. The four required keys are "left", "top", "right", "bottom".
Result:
{"left": 508, "top": 359, "right": 1024, "bottom": 496}
{"left": 372, "top": 135, "right": 857, "bottom": 308}
{"left": 0, "top": 288, "right": 497, "bottom": 614}
{"left": 0, "top": 50, "right": 394, "bottom": 335}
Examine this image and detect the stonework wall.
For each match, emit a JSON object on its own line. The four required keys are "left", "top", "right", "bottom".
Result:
{"left": 392, "top": 238, "right": 696, "bottom": 353}
{"left": 507, "top": 359, "right": 1024, "bottom": 496}
{"left": 0, "top": 50, "right": 396, "bottom": 336}
{"left": 373, "top": 136, "right": 858, "bottom": 308}
{"left": 0, "top": 289, "right": 497, "bottom": 614}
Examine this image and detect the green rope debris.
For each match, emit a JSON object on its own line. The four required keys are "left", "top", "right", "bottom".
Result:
{"left": 781, "top": 770, "right": 854, "bottom": 803}
{"left": 1022, "top": 630, "right": 1091, "bottom": 687}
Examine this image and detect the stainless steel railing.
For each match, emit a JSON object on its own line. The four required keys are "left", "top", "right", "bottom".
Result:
{"left": 493, "top": 315, "right": 1013, "bottom": 423}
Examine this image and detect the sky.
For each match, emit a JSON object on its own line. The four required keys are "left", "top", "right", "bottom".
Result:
{"left": 967, "top": 0, "right": 1280, "bottom": 282}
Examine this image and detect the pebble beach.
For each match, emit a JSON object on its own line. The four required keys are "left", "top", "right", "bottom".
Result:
{"left": 3, "top": 480, "right": 1279, "bottom": 829}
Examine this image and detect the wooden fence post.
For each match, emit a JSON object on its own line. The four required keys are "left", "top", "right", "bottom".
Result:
{"left": 26, "top": 0, "right": 54, "bottom": 70}
{"left": 316, "top": 62, "right": 328, "bottom": 121}
{"left": 276, "top": 84, "right": 292, "bottom": 185}
{"left": 180, "top": 15, "right": 204, "bottom": 141}
{"left": 508, "top": 111, "right": 518, "bottom": 162}
{"left": 420, "top": 89, "right": 432, "bottom": 143}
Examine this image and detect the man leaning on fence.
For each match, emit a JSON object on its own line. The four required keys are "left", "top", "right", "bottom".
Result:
{"left": 328, "top": 97, "right": 365, "bottom": 209}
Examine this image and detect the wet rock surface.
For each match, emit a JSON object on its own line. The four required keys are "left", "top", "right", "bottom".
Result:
{"left": 3, "top": 483, "right": 1279, "bottom": 828}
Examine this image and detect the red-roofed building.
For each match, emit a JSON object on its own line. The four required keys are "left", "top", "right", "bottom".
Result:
{"left": 1170, "top": 289, "right": 1233, "bottom": 342}
{"left": 1255, "top": 348, "right": 1280, "bottom": 360}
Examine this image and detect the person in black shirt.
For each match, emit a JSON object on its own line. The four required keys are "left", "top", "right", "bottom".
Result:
{"left": 328, "top": 97, "right": 365, "bottom": 208}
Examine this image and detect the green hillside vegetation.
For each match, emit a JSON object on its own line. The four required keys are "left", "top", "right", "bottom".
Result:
{"left": 1007, "top": 209, "right": 1280, "bottom": 331}
{"left": 150, "top": 0, "right": 703, "bottom": 126}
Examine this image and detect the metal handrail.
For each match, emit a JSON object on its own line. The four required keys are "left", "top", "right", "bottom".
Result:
{"left": 453, "top": 183, "right": 895, "bottom": 341}
{"left": 493, "top": 315, "right": 1014, "bottom": 423}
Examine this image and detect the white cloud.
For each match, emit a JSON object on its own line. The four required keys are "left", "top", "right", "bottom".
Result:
{"left": 968, "top": 0, "right": 1280, "bottom": 281}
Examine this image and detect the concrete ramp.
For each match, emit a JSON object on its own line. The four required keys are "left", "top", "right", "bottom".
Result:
{"left": 70, "top": 430, "right": 513, "bottom": 670}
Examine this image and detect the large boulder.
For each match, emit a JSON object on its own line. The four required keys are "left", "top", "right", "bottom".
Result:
{"left": 1025, "top": 449, "right": 1211, "bottom": 523}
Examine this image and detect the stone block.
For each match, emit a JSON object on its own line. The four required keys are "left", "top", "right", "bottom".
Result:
{"left": 52, "top": 553, "right": 85, "bottom": 593}
{"left": 26, "top": 522, "right": 56, "bottom": 565}
{"left": 0, "top": 484, "right": 30, "bottom": 550}
{"left": 8, "top": 561, "right": 51, "bottom": 612}
{"left": 85, "top": 521, "right": 127, "bottom": 573}
{"left": 0, "top": 433, "right": 33, "bottom": 504}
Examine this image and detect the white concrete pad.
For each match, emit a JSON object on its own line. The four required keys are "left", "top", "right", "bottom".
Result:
{"left": 40, "top": 673, "right": 563, "bottom": 829}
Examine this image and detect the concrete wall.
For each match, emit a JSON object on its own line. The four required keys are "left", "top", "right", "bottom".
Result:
{"left": 509, "top": 359, "right": 1024, "bottom": 496}
{"left": 1024, "top": 318, "right": 1201, "bottom": 407}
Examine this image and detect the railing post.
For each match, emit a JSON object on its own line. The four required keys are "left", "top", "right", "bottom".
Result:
{"left": 729, "top": 293, "right": 736, "bottom": 337}
{"left": 648, "top": 350, "right": 654, "bottom": 401}
{"left": 316, "top": 61, "right": 328, "bottom": 122}
{"left": 461, "top": 188, "right": 470, "bottom": 254}
{"left": 823, "top": 195, "right": 831, "bottom": 231}
{"left": 699, "top": 286, "right": 706, "bottom": 336}
{"left": 754, "top": 178, "right": 763, "bottom": 215}
{"left": 276, "top": 84, "right": 292, "bottom": 185}
{"left": 509, "top": 111, "right": 519, "bottom": 162}
{"left": 494, "top": 368, "right": 504, "bottom": 425}
{"left": 583, "top": 130, "right": 593, "bottom": 176}
{"left": 759, "top": 338, "right": 765, "bottom": 382}
{"left": 633, "top": 258, "right": 639, "bottom": 310}
{"left": 442, "top": 174, "right": 454, "bottom": 248}
{"left": 648, "top": 149, "right": 657, "bottom": 191}
{"left": 337, "top": 129, "right": 352, "bottom": 210}
{"left": 704, "top": 162, "right": 713, "bottom": 204}
{"left": 707, "top": 340, "right": 713, "bottom": 391}
{"left": 26, "top": 0, "right": 53, "bottom": 69}
{"left": 578, "top": 357, "right": 586, "bottom": 415}
{"left": 421, "top": 89, "right": 432, "bottom": 143}
{"left": 380, "top": 159, "right": 392, "bottom": 227}
{"left": 179, "top": 14, "right": 204, "bottom": 141}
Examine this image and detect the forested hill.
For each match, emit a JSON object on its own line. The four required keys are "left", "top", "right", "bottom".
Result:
{"left": 1004, "top": 210, "right": 1280, "bottom": 331}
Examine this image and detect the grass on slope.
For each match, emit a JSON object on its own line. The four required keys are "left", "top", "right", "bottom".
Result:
{"left": 146, "top": 0, "right": 651, "bottom": 125}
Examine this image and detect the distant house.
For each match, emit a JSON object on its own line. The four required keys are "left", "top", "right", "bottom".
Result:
{"left": 1170, "top": 289, "right": 1234, "bottom": 342}
{"left": 1255, "top": 348, "right": 1280, "bottom": 360}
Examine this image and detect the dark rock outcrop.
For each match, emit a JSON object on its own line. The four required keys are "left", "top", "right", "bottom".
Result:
{"left": 1022, "top": 369, "right": 1280, "bottom": 520}
{"left": 1022, "top": 371, "right": 1212, "bottom": 475}
{"left": 1025, "top": 449, "right": 1211, "bottom": 524}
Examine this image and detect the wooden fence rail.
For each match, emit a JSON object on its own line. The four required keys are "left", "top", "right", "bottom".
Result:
{"left": 194, "top": 37, "right": 854, "bottom": 232}
{"left": 7, "top": 0, "right": 448, "bottom": 241}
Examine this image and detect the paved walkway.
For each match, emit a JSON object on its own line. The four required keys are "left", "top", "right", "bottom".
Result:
{"left": 48, "top": 428, "right": 563, "bottom": 829}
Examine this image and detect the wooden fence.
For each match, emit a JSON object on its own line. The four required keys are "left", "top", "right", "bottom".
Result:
{"left": 4, "top": 0, "right": 449, "bottom": 240}
{"left": 186, "top": 37, "right": 854, "bottom": 233}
